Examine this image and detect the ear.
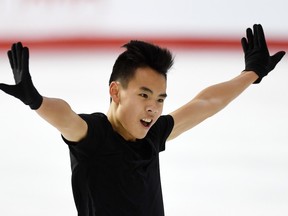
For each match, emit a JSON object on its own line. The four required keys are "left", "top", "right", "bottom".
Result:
{"left": 109, "top": 81, "right": 120, "bottom": 104}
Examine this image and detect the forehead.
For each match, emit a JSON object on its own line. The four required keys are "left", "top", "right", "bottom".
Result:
{"left": 128, "top": 67, "right": 167, "bottom": 90}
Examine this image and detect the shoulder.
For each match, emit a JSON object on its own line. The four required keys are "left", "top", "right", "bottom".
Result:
{"left": 79, "top": 112, "right": 110, "bottom": 128}
{"left": 63, "top": 112, "right": 111, "bottom": 146}
{"left": 79, "top": 112, "right": 107, "bottom": 121}
{"left": 154, "top": 115, "right": 174, "bottom": 129}
{"left": 148, "top": 115, "right": 174, "bottom": 141}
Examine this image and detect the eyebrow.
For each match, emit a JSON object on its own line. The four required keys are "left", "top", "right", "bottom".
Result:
{"left": 140, "top": 86, "right": 167, "bottom": 98}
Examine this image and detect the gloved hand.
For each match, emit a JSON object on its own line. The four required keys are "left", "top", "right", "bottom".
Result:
{"left": 241, "top": 24, "right": 286, "bottom": 84}
{"left": 0, "top": 42, "right": 43, "bottom": 109}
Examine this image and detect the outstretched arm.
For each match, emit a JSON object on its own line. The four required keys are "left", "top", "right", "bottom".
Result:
{"left": 168, "top": 71, "right": 257, "bottom": 140}
{"left": 36, "top": 97, "right": 87, "bottom": 142}
{"left": 168, "top": 24, "right": 285, "bottom": 140}
{"left": 0, "top": 42, "right": 87, "bottom": 142}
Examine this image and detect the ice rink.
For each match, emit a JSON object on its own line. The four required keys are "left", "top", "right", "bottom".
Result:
{"left": 0, "top": 48, "right": 287, "bottom": 215}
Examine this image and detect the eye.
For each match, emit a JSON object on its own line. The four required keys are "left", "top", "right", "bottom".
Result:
{"left": 139, "top": 93, "right": 148, "bottom": 98}
{"left": 157, "top": 98, "right": 165, "bottom": 103}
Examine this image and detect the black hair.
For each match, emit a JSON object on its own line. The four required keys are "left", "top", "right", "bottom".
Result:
{"left": 109, "top": 40, "right": 174, "bottom": 88}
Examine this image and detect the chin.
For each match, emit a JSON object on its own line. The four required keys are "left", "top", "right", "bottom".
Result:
{"left": 128, "top": 127, "right": 150, "bottom": 141}
{"left": 134, "top": 132, "right": 148, "bottom": 140}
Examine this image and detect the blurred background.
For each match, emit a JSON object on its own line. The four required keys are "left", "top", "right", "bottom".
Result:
{"left": 0, "top": 0, "right": 287, "bottom": 215}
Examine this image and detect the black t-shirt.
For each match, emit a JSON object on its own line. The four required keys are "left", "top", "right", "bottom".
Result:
{"left": 62, "top": 113, "right": 174, "bottom": 216}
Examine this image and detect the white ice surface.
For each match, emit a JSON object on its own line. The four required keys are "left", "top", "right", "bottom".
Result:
{"left": 0, "top": 49, "right": 287, "bottom": 216}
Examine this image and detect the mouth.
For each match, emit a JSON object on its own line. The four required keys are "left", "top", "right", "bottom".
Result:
{"left": 140, "top": 118, "right": 153, "bottom": 128}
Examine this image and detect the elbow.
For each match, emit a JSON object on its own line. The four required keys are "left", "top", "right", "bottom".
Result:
{"left": 206, "top": 98, "right": 229, "bottom": 117}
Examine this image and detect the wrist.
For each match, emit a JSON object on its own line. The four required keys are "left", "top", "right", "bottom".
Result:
{"left": 21, "top": 79, "right": 43, "bottom": 110}
{"left": 29, "top": 93, "right": 43, "bottom": 110}
{"left": 241, "top": 70, "right": 261, "bottom": 84}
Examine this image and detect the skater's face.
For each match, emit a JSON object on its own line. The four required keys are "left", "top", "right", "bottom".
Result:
{"left": 109, "top": 67, "right": 167, "bottom": 141}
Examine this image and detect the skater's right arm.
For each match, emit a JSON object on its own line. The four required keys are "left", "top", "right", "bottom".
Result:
{"left": 36, "top": 97, "right": 88, "bottom": 142}
{"left": 0, "top": 42, "right": 88, "bottom": 142}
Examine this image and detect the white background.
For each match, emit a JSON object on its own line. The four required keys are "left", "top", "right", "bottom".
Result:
{"left": 0, "top": 0, "right": 287, "bottom": 215}
{"left": 0, "top": 0, "right": 287, "bottom": 39}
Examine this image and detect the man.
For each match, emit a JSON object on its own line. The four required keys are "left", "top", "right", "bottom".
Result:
{"left": 0, "top": 24, "right": 285, "bottom": 215}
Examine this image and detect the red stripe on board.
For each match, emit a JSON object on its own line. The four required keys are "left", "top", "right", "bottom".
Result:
{"left": 0, "top": 37, "right": 288, "bottom": 51}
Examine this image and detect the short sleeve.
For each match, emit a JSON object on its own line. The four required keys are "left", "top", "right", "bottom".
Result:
{"left": 147, "top": 115, "right": 174, "bottom": 152}
{"left": 61, "top": 113, "right": 109, "bottom": 157}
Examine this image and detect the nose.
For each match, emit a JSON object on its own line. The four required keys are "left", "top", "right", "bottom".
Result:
{"left": 146, "top": 104, "right": 159, "bottom": 114}
{"left": 147, "top": 108, "right": 158, "bottom": 114}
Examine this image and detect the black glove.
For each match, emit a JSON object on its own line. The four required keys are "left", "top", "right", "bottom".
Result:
{"left": 0, "top": 42, "right": 43, "bottom": 110}
{"left": 241, "top": 24, "right": 286, "bottom": 84}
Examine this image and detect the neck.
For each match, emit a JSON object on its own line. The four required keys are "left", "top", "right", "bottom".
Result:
{"left": 107, "top": 103, "right": 136, "bottom": 142}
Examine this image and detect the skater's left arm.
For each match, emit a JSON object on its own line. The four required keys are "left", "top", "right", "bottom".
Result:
{"left": 168, "top": 24, "right": 285, "bottom": 140}
{"left": 168, "top": 71, "right": 257, "bottom": 140}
